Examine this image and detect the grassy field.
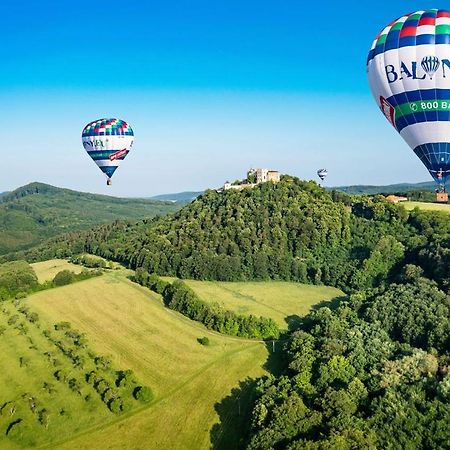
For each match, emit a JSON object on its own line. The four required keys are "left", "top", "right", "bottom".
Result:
{"left": 23, "top": 268, "right": 268, "bottom": 449}
{"left": 31, "top": 259, "right": 83, "bottom": 283}
{"left": 403, "top": 201, "right": 450, "bottom": 213}
{"left": 0, "top": 296, "right": 131, "bottom": 449}
{"left": 165, "top": 279, "right": 343, "bottom": 329}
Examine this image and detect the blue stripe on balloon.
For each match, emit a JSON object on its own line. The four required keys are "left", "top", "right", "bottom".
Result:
{"left": 395, "top": 111, "right": 450, "bottom": 132}
{"left": 82, "top": 131, "right": 134, "bottom": 137}
{"left": 384, "top": 30, "right": 401, "bottom": 51}
{"left": 89, "top": 156, "right": 128, "bottom": 161}
{"left": 100, "top": 166, "right": 118, "bottom": 178}
{"left": 387, "top": 89, "right": 450, "bottom": 105}
{"left": 367, "top": 35, "right": 443, "bottom": 64}
{"left": 415, "top": 34, "right": 435, "bottom": 45}
{"left": 436, "top": 34, "right": 450, "bottom": 44}
{"left": 421, "top": 11, "right": 437, "bottom": 18}
{"left": 404, "top": 19, "right": 420, "bottom": 27}
{"left": 399, "top": 36, "right": 417, "bottom": 48}
{"left": 87, "top": 150, "right": 129, "bottom": 161}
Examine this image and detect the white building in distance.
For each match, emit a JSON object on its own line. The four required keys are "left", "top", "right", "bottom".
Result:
{"left": 222, "top": 168, "right": 281, "bottom": 191}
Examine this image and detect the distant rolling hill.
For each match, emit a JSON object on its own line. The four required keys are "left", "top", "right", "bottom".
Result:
{"left": 151, "top": 191, "right": 203, "bottom": 203}
{"left": 332, "top": 181, "right": 436, "bottom": 195}
{"left": 0, "top": 182, "right": 181, "bottom": 255}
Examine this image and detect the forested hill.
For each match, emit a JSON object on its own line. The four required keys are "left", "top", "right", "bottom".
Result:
{"left": 12, "top": 177, "right": 351, "bottom": 281}
{"left": 13, "top": 176, "right": 450, "bottom": 292}
{"left": 0, "top": 182, "right": 181, "bottom": 255}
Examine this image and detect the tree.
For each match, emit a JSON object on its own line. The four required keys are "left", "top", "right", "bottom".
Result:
{"left": 53, "top": 270, "right": 75, "bottom": 286}
{"left": 133, "top": 386, "right": 153, "bottom": 403}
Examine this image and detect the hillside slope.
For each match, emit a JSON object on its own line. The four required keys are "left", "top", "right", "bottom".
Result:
{"left": 17, "top": 175, "right": 450, "bottom": 292}
{"left": 22, "top": 177, "right": 355, "bottom": 286}
{"left": 0, "top": 182, "right": 180, "bottom": 255}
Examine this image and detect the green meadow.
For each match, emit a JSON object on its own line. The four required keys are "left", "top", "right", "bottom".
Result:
{"left": 31, "top": 259, "right": 83, "bottom": 283}
{"left": 402, "top": 200, "right": 450, "bottom": 213}
{"left": 164, "top": 278, "right": 344, "bottom": 329}
{"left": 23, "top": 268, "right": 268, "bottom": 449}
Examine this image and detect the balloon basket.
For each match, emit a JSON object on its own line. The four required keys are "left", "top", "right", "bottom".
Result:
{"left": 436, "top": 192, "right": 448, "bottom": 203}
{"left": 107, "top": 179, "right": 112, "bottom": 186}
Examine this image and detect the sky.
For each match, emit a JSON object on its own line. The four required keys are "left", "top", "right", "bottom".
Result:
{"left": 1, "top": 0, "right": 445, "bottom": 196}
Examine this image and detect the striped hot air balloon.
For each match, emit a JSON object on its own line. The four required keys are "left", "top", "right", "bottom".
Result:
{"left": 317, "top": 169, "right": 328, "bottom": 182}
{"left": 367, "top": 9, "right": 450, "bottom": 188}
{"left": 82, "top": 118, "right": 134, "bottom": 185}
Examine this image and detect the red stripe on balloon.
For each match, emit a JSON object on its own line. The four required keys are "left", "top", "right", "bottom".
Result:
{"left": 400, "top": 27, "right": 417, "bottom": 38}
{"left": 418, "top": 17, "right": 436, "bottom": 26}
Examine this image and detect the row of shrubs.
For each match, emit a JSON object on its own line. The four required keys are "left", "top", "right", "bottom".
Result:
{"left": 133, "top": 269, "right": 280, "bottom": 340}
{"left": 52, "top": 268, "right": 103, "bottom": 287}
{"left": 69, "top": 254, "right": 113, "bottom": 269}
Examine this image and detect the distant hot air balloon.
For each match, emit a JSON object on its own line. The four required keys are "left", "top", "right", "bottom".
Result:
{"left": 82, "top": 118, "right": 134, "bottom": 186}
{"left": 367, "top": 9, "right": 450, "bottom": 195}
{"left": 317, "top": 169, "right": 328, "bottom": 182}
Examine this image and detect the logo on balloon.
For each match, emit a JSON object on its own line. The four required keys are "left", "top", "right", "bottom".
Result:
{"left": 384, "top": 58, "right": 450, "bottom": 83}
{"left": 379, "top": 96, "right": 396, "bottom": 129}
{"left": 421, "top": 56, "right": 440, "bottom": 80}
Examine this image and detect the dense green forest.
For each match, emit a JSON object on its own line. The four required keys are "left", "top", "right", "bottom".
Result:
{"left": 246, "top": 273, "right": 450, "bottom": 449}
{"left": 7, "top": 176, "right": 450, "bottom": 448}
{"left": 0, "top": 182, "right": 180, "bottom": 256}
{"left": 12, "top": 176, "right": 450, "bottom": 291}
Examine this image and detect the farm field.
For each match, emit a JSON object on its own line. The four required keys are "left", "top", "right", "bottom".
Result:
{"left": 31, "top": 259, "right": 83, "bottom": 283}
{"left": 26, "top": 268, "right": 268, "bottom": 449}
{"left": 402, "top": 201, "right": 450, "bottom": 213}
{"left": 164, "top": 279, "right": 344, "bottom": 328}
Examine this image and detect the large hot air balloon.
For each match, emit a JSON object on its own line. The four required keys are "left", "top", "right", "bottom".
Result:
{"left": 367, "top": 9, "right": 450, "bottom": 198}
{"left": 82, "top": 118, "right": 134, "bottom": 186}
{"left": 317, "top": 169, "right": 328, "bottom": 182}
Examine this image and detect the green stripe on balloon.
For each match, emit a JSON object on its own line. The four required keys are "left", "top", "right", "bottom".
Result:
{"left": 436, "top": 25, "right": 450, "bottom": 34}
{"left": 394, "top": 100, "right": 450, "bottom": 119}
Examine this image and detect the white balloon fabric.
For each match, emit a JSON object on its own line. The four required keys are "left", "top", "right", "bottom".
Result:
{"left": 367, "top": 10, "right": 450, "bottom": 184}
{"left": 82, "top": 118, "right": 134, "bottom": 183}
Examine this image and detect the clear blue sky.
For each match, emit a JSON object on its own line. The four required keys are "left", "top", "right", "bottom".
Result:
{"left": 1, "top": 0, "right": 444, "bottom": 196}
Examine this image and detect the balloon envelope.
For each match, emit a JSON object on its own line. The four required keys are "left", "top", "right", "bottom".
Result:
{"left": 82, "top": 118, "right": 134, "bottom": 180}
{"left": 367, "top": 9, "right": 450, "bottom": 184}
{"left": 317, "top": 169, "right": 328, "bottom": 181}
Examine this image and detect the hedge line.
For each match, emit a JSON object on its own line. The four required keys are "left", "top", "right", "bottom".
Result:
{"left": 133, "top": 268, "right": 280, "bottom": 340}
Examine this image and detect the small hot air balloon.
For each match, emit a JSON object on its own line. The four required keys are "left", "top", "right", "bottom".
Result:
{"left": 317, "top": 169, "right": 328, "bottom": 182}
{"left": 367, "top": 9, "right": 450, "bottom": 196}
{"left": 82, "top": 118, "right": 134, "bottom": 186}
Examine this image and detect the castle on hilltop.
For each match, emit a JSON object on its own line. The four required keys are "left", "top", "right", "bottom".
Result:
{"left": 222, "top": 168, "right": 281, "bottom": 191}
